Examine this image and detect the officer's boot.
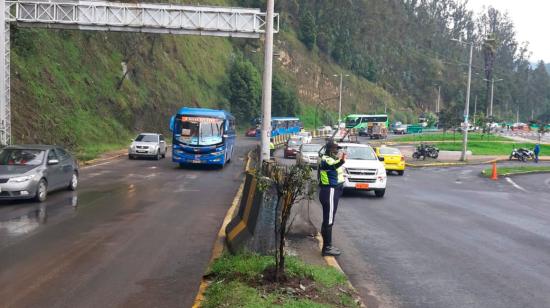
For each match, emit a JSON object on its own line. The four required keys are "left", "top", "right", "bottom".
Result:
{"left": 321, "top": 225, "right": 341, "bottom": 256}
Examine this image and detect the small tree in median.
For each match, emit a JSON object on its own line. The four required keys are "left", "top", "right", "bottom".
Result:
{"left": 258, "top": 162, "right": 316, "bottom": 282}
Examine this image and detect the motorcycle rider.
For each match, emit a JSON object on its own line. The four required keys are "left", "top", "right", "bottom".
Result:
{"left": 318, "top": 140, "right": 347, "bottom": 256}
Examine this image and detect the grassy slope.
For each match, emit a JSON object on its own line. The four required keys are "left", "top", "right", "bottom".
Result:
{"left": 12, "top": 28, "right": 233, "bottom": 160}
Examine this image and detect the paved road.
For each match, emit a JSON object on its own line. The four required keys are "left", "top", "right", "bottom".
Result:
{"left": 322, "top": 162, "right": 550, "bottom": 308}
{"left": 0, "top": 138, "right": 255, "bottom": 308}
{"left": 277, "top": 138, "right": 550, "bottom": 307}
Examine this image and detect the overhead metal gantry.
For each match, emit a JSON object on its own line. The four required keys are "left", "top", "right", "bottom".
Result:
{"left": 0, "top": 0, "right": 279, "bottom": 145}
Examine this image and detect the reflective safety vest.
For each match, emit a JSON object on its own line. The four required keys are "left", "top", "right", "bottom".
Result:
{"left": 269, "top": 142, "right": 275, "bottom": 150}
{"left": 319, "top": 155, "right": 345, "bottom": 186}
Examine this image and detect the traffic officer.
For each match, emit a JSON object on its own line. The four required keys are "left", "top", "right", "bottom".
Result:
{"left": 318, "top": 140, "right": 346, "bottom": 256}
{"left": 269, "top": 138, "right": 275, "bottom": 156}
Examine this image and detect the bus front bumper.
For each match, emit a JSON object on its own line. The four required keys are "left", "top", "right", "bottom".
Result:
{"left": 172, "top": 149, "right": 225, "bottom": 165}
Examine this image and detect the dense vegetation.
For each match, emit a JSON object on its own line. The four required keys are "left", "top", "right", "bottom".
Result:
{"left": 9, "top": 0, "right": 550, "bottom": 158}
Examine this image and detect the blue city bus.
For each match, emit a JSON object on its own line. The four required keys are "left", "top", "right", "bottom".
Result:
{"left": 169, "top": 107, "right": 236, "bottom": 167}
{"left": 255, "top": 117, "right": 302, "bottom": 137}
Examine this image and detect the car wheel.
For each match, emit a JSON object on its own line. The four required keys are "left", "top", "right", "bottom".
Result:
{"left": 35, "top": 179, "right": 48, "bottom": 202}
{"left": 129, "top": 155, "right": 134, "bottom": 160}
{"left": 397, "top": 170, "right": 404, "bottom": 176}
{"left": 68, "top": 171, "right": 78, "bottom": 191}
{"left": 156, "top": 150, "right": 161, "bottom": 161}
{"left": 374, "top": 189, "right": 386, "bottom": 198}
{"left": 162, "top": 151, "right": 166, "bottom": 159}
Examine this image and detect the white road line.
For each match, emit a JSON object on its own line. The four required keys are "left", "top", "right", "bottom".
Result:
{"left": 505, "top": 177, "right": 528, "bottom": 192}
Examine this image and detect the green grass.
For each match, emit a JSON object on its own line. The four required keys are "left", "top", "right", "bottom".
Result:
{"left": 436, "top": 142, "right": 550, "bottom": 156}
{"left": 203, "top": 253, "right": 357, "bottom": 308}
{"left": 392, "top": 133, "right": 512, "bottom": 142}
{"left": 482, "top": 166, "right": 550, "bottom": 177}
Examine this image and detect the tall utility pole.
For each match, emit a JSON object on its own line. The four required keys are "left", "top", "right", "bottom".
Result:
{"left": 260, "top": 0, "right": 275, "bottom": 162}
{"left": 455, "top": 41, "right": 474, "bottom": 162}
{"left": 435, "top": 85, "right": 441, "bottom": 113}
{"left": 338, "top": 73, "right": 343, "bottom": 124}
{"left": 473, "top": 95, "right": 478, "bottom": 126}
{"left": 334, "top": 73, "right": 350, "bottom": 125}
{"left": 484, "top": 77, "right": 503, "bottom": 118}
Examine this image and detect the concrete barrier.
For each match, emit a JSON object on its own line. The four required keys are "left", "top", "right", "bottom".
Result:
{"left": 225, "top": 172, "right": 279, "bottom": 254}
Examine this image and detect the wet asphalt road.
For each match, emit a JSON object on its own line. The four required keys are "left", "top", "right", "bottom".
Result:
{"left": 0, "top": 138, "right": 256, "bottom": 308}
{"left": 327, "top": 162, "right": 550, "bottom": 308}
{"left": 277, "top": 139, "right": 550, "bottom": 308}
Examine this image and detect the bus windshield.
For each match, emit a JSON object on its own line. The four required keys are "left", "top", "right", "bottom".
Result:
{"left": 345, "top": 117, "right": 360, "bottom": 127}
{"left": 177, "top": 116, "right": 224, "bottom": 146}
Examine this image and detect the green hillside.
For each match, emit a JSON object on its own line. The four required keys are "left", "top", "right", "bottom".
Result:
{"left": 10, "top": 0, "right": 549, "bottom": 159}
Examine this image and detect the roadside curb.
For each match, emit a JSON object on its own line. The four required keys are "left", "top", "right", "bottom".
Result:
{"left": 81, "top": 151, "right": 127, "bottom": 168}
{"left": 314, "top": 233, "right": 366, "bottom": 308}
{"left": 192, "top": 152, "right": 252, "bottom": 308}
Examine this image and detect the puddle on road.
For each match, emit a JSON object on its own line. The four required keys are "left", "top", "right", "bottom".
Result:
{"left": 0, "top": 194, "right": 78, "bottom": 240}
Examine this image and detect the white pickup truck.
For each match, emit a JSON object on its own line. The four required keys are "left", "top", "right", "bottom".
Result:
{"left": 339, "top": 143, "right": 387, "bottom": 197}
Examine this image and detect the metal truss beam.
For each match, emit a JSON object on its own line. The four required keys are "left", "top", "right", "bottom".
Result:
{"left": 6, "top": 1, "right": 279, "bottom": 38}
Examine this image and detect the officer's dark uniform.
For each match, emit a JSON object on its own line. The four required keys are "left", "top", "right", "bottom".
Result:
{"left": 318, "top": 142, "right": 346, "bottom": 256}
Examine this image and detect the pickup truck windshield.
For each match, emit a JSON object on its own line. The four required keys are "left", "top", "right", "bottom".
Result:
{"left": 342, "top": 146, "right": 377, "bottom": 160}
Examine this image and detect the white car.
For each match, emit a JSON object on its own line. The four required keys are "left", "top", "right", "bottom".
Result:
{"left": 129, "top": 133, "right": 167, "bottom": 160}
{"left": 297, "top": 131, "right": 312, "bottom": 144}
{"left": 339, "top": 143, "right": 387, "bottom": 197}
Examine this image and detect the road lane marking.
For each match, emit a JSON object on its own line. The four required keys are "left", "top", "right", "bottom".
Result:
{"left": 505, "top": 177, "right": 528, "bottom": 192}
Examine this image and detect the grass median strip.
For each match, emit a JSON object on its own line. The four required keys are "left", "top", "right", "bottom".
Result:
{"left": 202, "top": 253, "right": 359, "bottom": 308}
{"left": 436, "top": 142, "right": 550, "bottom": 156}
{"left": 392, "top": 133, "right": 512, "bottom": 143}
{"left": 482, "top": 166, "right": 550, "bottom": 177}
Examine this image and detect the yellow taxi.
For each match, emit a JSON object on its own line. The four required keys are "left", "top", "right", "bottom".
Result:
{"left": 375, "top": 146, "right": 405, "bottom": 176}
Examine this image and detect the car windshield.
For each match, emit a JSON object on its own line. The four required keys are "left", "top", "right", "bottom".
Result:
{"left": 177, "top": 116, "right": 224, "bottom": 146}
{"left": 288, "top": 139, "right": 302, "bottom": 148}
{"left": 379, "top": 147, "right": 401, "bottom": 155}
{"left": 301, "top": 144, "right": 322, "bottom": 153}
{"left": 135, "top": 134, "right": 158, "bottom": 142}
{"left": 0, "top": 149, "right": 46, "bottom": 166}
{"left": 342, "top": 146, "right": 377, "bottom": 160}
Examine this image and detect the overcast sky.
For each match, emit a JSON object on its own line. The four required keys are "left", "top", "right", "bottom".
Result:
{"left": 467, "top": 0, "right": 549, "bottom": 63}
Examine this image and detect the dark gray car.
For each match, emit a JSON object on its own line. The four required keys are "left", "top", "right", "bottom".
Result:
{"left": 0, "top": 145, "right": 79, "bottom": 202}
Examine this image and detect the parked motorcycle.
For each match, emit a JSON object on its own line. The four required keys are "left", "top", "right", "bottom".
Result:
{"left": 412, "top": 144, "right": 439, "bottom": 160}
{"left": 518, "top": 148, "right": 534, "bottom": 160}
{"left": 509, "top": 148, "right": 527, "bottom": 162}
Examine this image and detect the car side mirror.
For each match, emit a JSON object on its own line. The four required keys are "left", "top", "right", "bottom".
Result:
{"left": 378, "top": 156, "right": 385, "bottom": 162}
{"left": 48, "top": 159, "right": 60, "bottom": 165}
{"left": 169, "top": 115, "right": 176, "bottom": 132}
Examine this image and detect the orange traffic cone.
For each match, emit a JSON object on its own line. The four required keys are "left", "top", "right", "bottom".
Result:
{"left": 491, "top": 161, "right": 498, "bottom": 181}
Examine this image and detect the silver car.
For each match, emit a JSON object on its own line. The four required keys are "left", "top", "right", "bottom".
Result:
{"left": 128, "top": 133, "right": 167, "bottom": 160}
{"left": 0, "top": 145, "right": 79, "bottom": 202}
{"left": 296, "top": 143, "right": 323, "bottom": 167}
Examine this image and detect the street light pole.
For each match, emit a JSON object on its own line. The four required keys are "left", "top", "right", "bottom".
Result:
{"left": 461, "top": 42, "right": 474, "bottom": 161}
{"left": 260, "top": 0, "right": 274, "bottom": 162}
{"left": 338, "top": 73, "right": 343, "bottom": 124}
{"left": 486, "top": 78, "right": 503, "bottom": 118}
{"left": 437, "top": 85, "right": 441, "bottom": 113}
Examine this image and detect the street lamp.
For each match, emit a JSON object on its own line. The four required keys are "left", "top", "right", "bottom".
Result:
{"left": 451, "top": 38, "right": 474, "bottom": 162}
{"left": 333, "top": 73, "right": 350, "bottom": 125}
{"left": 483, "top": 77, "right": 503, "bottom": 118}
